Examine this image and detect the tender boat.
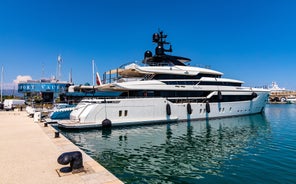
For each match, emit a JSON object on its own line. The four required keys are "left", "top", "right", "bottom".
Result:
{"left": 58, "top": 31, "right": 270, "bottom": 129}
{"left": 286, "top": 95, "right": 296, "bottom": 104}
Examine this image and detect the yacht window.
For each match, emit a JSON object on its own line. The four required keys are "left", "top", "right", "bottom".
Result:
{"left": 198, "top": 81, "right": 241, "bottom": 86}
{"left": 210, "top": 94, "right": 256, "bottom": 102}
{"left": 124, "top": 110, "right": 128, "bottom": 116}
{"left": 119, "top": 110, "right": 122, "bottom": 117}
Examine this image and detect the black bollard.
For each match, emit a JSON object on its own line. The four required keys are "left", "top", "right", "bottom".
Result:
{"left": 54, "top": 131, "right": 60, "bottom": 138}
{"left": 57, "top": 151, "right": 84, "bottom": 173}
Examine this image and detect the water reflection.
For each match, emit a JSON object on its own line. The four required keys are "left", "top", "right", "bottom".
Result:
{"left": 60, "top": 114, "right": 270, "bottom": 184}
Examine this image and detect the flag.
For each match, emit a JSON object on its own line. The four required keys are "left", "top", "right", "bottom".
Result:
{"left": 96, "top": 72, "right": 101, "bottom": 86}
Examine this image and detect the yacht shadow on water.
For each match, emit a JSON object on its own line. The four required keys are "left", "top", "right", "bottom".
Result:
{"left": 58, "top": 113, "right": 270, "bottom": 183}
{"left": 59, "top": 112, "right": 270, "bottom": 136}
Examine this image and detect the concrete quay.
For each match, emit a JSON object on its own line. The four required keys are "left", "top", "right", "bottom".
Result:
{"left": 0, "top": 111, "right": 123, "bottom": 184}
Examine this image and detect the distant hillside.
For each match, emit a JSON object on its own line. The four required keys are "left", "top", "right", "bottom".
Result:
{"left": 1, "top": 89, "right": 22, "bottom": 97}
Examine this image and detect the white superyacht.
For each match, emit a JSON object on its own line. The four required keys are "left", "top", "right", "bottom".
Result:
{"left": 58, "top": 31, "right": 269, "bottom": 129}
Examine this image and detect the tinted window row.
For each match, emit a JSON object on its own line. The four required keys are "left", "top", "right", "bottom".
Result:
{"left": 162, "top": 81, "right": 241, "bottom": 87}
{"left": 152, "top": 73, "right": 221, "bottom": 80}
{"left": 122, "top": 90, "right": 255, "bottom": 102}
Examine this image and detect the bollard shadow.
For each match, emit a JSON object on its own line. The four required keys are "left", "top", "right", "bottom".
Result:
{"left": 59, "top": 166, "right": 72, "bottom": 173}
{"left": 57, "top": 166, "right": 86, "bottom": 177}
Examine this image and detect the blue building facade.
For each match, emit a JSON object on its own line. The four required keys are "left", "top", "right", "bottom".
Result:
{"left": 18, "top": 80, "right": 71, "bottom": 103}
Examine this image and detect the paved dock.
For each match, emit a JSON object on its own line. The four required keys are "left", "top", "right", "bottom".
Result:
{"left": 0, "top": 111, "right": 123, "bottom": 184}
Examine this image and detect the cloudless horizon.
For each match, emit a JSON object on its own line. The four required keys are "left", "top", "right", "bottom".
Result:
{"left": 1, "top": 0, "right": 296, "bottom": 90}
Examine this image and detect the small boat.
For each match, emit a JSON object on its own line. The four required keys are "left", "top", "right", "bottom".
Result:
{"left": 26, "top": 105, "right": 43, "bottom": 117}
{"left": 48, "top": 103, "right": 76, "bottom": 120}
{"left": 286, "top": 96, "right": 296, "bottom": 104}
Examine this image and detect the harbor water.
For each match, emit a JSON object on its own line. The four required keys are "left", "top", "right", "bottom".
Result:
{"left": 60, "top": 104, "right": 296, "bottom": 183}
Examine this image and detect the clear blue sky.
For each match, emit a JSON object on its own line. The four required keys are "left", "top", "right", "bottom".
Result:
{"left": 1, "top": 0, "right": 296, "bottom": 89}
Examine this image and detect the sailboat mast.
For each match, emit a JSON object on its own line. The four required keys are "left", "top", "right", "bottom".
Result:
{"left": 57, "top": 55, "right": 62, "bottom": 81}
{"left": 69, "top": 68, "right": 72, "bottom": 83}
{"left": 92, "top": 59, "right": 95, "bottom": 86}
{"left": 1, "top": 65, "right": 3, "bottom": 103}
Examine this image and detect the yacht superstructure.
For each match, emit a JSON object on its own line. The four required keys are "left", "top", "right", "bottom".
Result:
{"left": 58, "top": 31, "right": 269, "bottom": 129}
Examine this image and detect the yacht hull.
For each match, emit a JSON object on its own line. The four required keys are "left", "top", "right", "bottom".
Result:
{"left": 58, "top": 91, "right": 269, "bottom": 129}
